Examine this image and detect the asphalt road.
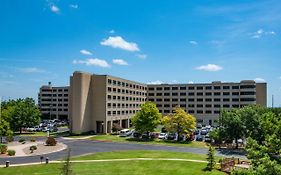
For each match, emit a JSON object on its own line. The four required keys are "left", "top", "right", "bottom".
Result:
{"left": 0, "top": 137, "right": 246, "bottom": 166}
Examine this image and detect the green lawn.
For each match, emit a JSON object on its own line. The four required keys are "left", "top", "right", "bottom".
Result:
{"left": 90, "top": 134, "right": 208, "bottom": 148}
{"left": 0, "top": 151, "right": 224, "bottom": 175}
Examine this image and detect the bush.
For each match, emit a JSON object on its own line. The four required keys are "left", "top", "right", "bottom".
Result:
{"left": 30, "top": 138, "right": 36, "bottom": 142}
{"left": 46, "top": 136, "right": 57, "bottom": 146}
{"left": 0, "top": 144, "right": 8, "bottom": 154}
{"left": 30, "top": 145, "right": 37, "bottom": 153}
{"left": 6, "top": 136, "right": 14, "bottom": 142}
{"left": 19, "top": 138, "right": 25, "bottom": 143}
{"left": 7, "top": 150, "right": 16, "bottom": 156}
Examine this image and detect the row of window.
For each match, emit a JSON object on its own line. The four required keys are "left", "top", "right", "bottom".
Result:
{"left": 41, "top": 88, "right": 68, "bottom": 92}
{"left": 108, "top": 87, "right": 146, "bottom": 96}
{"left": 40, "top": 103, "right": 68, "bottom": 107}
{"left": 107, "top": 79, "right": 147, "bottom": 90}
{"left": 41, "top": 94, "right": 68, "bottom": 97}
{"left": 107, "top": 95, "right": 146, "bottom": 102}
{"left": 148, "top": 85, "right": 255, "bottom": 91}
{"left": 107, "top": 110, "right": 139, "bottom": 116}
{"left": 107, "top": 103, "right": 141, "bottom": 108}
{"left": 148, "top": 91, "right": 255, "bottom": 97}
{"left": 156, "top": 104, "right": 239, "bottom": 108}
{"left": 41, "top": 108, "right": 68, "bottom": 112}
{"left": 40, "top": 98, "right": 68, "bottom": 102}
{"left": 159, "top": 109, "right": 221, "bottom": 114}
{"left": 148, "top": 98, "right": 255, "bottom": 102}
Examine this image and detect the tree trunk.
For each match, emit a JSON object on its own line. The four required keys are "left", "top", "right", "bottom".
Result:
{"left": 20, "top": 127, "right": 22, "bottom": 134}
{"left": 0, "top": 136, "right": 2, "bottom": 143}
{"left": 235, "top": 138, "right": 238, "bottom": 149}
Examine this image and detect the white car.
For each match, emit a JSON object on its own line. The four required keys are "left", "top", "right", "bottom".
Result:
{"left": 26, "top": 127, "right": 36, "bottom": 132}
{"left": 158, "top": 133, "right": 167, "bottom": 139}
{"left": 119, "top": 129, "right": 132, "bottom": 137}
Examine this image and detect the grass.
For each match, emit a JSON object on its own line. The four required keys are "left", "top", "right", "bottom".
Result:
{"left": 89, "top": 134, "right": 208, "bottom": 148}
{"left": 0, "top": 150, "right": 224, "bottom": 175}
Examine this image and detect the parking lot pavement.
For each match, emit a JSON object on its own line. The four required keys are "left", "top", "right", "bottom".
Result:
{"left": 0, "top": 137, "right": 246, "bottom": 166}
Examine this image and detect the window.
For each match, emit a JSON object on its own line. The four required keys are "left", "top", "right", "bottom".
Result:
{"left": 240, "top": 85, "right": 255, "bottom": 89}
{"left": 180, "top": 86, "right": 186, "bottom": 90}
{"left": 232, "top": 92, "right": 239, "bottom": 96}
{"left": 156, "top": 93, "right": 162, "bottom": 96}
{"left": 223, "top": 92, "right": 230, "bottom": 95}
{"left": 240, "top": 91, "right": 256, "bottom": 95}
{"left": 223, "top": 86, "right": 230, "bottom": 89}
{"left": 205, "top": 86, "right": 212, "bottom": 90}
{"left": 197, "top": 86, "right": 203, "bottom": 90}
{"left": 188, "top": 92, "right": 194, "bottom": 96}
{"left": 188, "top": 104, "right": 194, "bottom": 108}
{"left": 180, "top": 93, "right": 186, "bottom": 96}
{"left": 223, "top": 98, "right": 230, "bottom": 102}
{"left": 232, "top": 98, "right": 239, "bottom": 102}
{"left": 205, "top": 104, "right": 212, "bottom": 108}
{"left": 214, "top": 98, "right": 220, "bottom": 102}
{"left": 172, "top": 87, "right": 178, "bottom": 90}
{"left": 197, "top": 92, "right": 203, "bottom": 96}
{"left": 156, "top": 104, "right": 162, "bottom": 107}
{"left": 214, "top": 104, "right": 221, "bottom": 108}
{"left": 206, "top": 110, "right": 212, "bottom": 114}
{"left": 148, "top": 87, "right": 154, "bottom": 91}
{"left": 214, "top": 86, "right": 221, "bottom": 90}
{"left": 164, "top": 98, "right": 170, "bottom": 102}
{"left": 197, "top": 104, "right": 203, "bottom": 108}
{"left": 180, "top": 98, "right": 186, "bottom": 102}
{"left": 164, "top": 110, "right": 170, "bottom": 113}
{"left": 240, "top": 98, "right": 256, "bottom": 102}
{"left": 172, "top": 93, "right": 178, "bottom": 96}
{"left": 232, "top": 86, "right": 239, "bottom": 89}
{"left": 197, "top": 98, "right": 203, "bottom": 102}
{"left": 164, "top": 87, "right": 170, "bottom": 90}
{"left": 180, "top": 104, "right": 186, "bottom": 108}
{"left": 214, "top": 92, "right": 220, "bottom": 96}
{"left": 188, "top": 110, "right": 194, "bottom": 114}
{"left": 197, "top": 110, "right": 203, "bottom": 114}
{"left": 206, "top": 98, "right": 212, "bottom": 102}
{"left": 164, "top": 104, "right": 170, "bottom": 107}
{"left": 232, "top": 104, "right": 239, "bottom": 108}
{"left": 164, "top": 93, "right": 170, "bottom": 96}
{"left": 188, "top": 86, "right": 194, "bottom": 90}
{"left": 205, "top": 92, "right": 212, "bottom": 96}
{"left": 223, "top": 104, "right": 230, "bottom": 108}
{"left": 156, "top": 87, "right": 162, "bottom": 91}
{"left": 148, "top": 93, "right": 154, "bottom": 96}
{"left": 156, "top": 98, "right": 162, "bottom": 102}
{"left": 172, "top": 98, "right": 178, "bottom": 102}
{"left": 188, "top": 98, "right": 194, "bottom": 102}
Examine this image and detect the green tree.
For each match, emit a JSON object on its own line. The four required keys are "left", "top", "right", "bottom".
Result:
{"left": 131, "top": 102, "right": 161, "bottom": 136}
{"left": 206, "top": 145, "right": 216, "bottom": 171}
{"left": 162, "top": 107, "right": 196, "bottom": 141}
{"left": 209, "top": 128, "right": 225, "bottom": 148}
{"left": 219, "top": 109, "right": 245, "bottom": 149}
{"left": 1, "top": 98, "right": 41, "bottom": 133}
{"left": 0, "top": 119, "right": 13, "bottom": 143}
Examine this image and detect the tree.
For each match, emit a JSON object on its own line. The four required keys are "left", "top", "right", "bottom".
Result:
{"left": 60, "top": 148, "right": 74, "bottom": 175}
{"left": 219, "top": 109, "right": 245, "bottom": 149}
{"left": 209, "top": 128, "right": 225, "bottom": 148}
{"left": 206, "top": 145, "right": 216, "bottom": 171}
{"left": 0, "top": 119, "right": 13, "bottom": 143}
{"left": 162, "top": 107, "right": 196, "bottom": 141}
{"left": 1, "top": 98, "right": 41, "bottom": 133}
{"left": 131, "top": 102, "right": 161, "bottom": 136}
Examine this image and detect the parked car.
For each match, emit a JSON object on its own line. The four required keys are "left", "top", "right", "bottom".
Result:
{"left": 204, "top": 135, "right": 211, "bottom": 143}
{"left": 200, "top": 130, "right": 208, "bottom": 135}
{"left": 26, "top": 127, "right": 36, "bottom": 132}
{"left": 158, "top": 133, "right": 167, "bottom": 139}
{"left": 35, "top": 126, "right": 42, "bottom": 132}
{"left": 196, "top": 135, "right": 203, "bottom": 141}
{"left": 166, "top": 133, "right": 176, "bottom": 140}
{"left": 133, "top": 131, "right": 141, "bottom": 138}
{"left": 119, "top": 129, "right": 132, "bottom": 137}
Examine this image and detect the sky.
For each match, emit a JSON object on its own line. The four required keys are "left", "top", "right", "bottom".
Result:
{"left": 0, "top": 0, "right": 280, "bottom": 107}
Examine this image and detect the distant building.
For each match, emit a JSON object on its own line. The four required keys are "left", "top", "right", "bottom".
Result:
{"left": 147, "top": 80, "right": 267, "bottom": 126}
{"left": 39, "top": 71, "right": 267, "bottom": 134}
{"left": 38, "top": 82, "right": 69, "bottom": 120}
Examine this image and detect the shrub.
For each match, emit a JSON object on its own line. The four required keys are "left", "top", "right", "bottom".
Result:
{"left": 46, "top": 136, "right": 57, "bottom": 146}
{"left": 7, "top": 150, "right": 16, "bottom": 156}
{"left": 0, "top": 144, "right": 8, "bottom": 154}
{"left": 30, "top": 145, "right": 37, "bottom": 153}
{"left": 6, "top": 136, "right": 14, "bottom": 142}
{"left": 19, "top": 138, "right": 25, "bottom": 143}
{"left": 112, "top": 123, "right": 122, "bottom": 133}
{"left": 30, "top": 138, "right": 36, "bottom": 142}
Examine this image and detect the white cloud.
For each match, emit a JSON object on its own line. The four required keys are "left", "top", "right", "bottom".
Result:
{"left": 80, "top": 49, "right": 92, "bottom": 55}
{"left": 250, "top": 29, "right": 276, "bottom": 39}
{"left": 18, "top": 67, "right": 45, "bottom": 73}
{"left": 50, "top": 5, "right": 60, "bottom": 13}
{"left": 100, "top": 36, "right": 140, "bottom": 52}
{"left": 196, "top": 64, "right": 223, "bottom": 71}
{"left": 188, "top": 81, "right": 194, "bottom": 84}
{"left": 73, "top": 58, "right": 110, "bottom": 68}
{"left": 147, "top": 80, "right": 164, "bottom": 85}
{"left": 112, "top": 59, "right": 128, "bottom": 66}
{"left": 254, "top": 78, "right": 266, "bottom": 82}
{"left": 109, "top": 30, "right": 115, "bottom": 34}
{"left": 69, "top": 4, "right": 78, "bottom": 9}
{"left": 279, "top": 76, "right": 281, "bottom": 80}
{"left": 136, "top": 54, "right": 147, "bottom": 59}
{"left": 189, "top": 41, "right": 198, "bottom": 45}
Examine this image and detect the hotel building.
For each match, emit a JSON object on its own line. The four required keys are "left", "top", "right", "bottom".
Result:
{"left": 39, "top": 71, "right": 267, "bottom": 134}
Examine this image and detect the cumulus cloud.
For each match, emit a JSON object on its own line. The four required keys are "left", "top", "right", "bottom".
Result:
{"left": 80, "top": 49, "right": 92, "bottom": 55}
{"left": 69, "top": 4, "right": 78, "bottom": 9}
{"left": 189, "top": 41, "right": 198, "bottom": 45}
{"left": 136, "top": 54, "right": 147, "bottom": 59}
{"left": 250, "top": 29, "right": 276, "bottom": 39}
{"left": 188, "top": 81, "right": 194, "bottom": 84}
{"left": 18, "top": 67, "right": 45, "bottom": 73}
{"left": 50, "top": 5, "right": 60, "bottom": 13}
{"left": 196, "top": 64, "right": 223, "bottom": 71}
{"left": 100, "top": 36, "right": 140, "bottom": 52}
{"left": 254, "top": 77, "right": 266, "bottom": 82}
{"left": 73, "top": 58, "right": 110, "bottom": 68}
{"left": 147, "top": 80, "right": 164, "bottom": 84}
{"left": 112, "top": 59, "right": 128, "bottom": 66}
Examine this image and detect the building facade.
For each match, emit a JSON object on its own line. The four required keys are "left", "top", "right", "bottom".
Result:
{"left": 69, "top": 71, "right": 147, "bottom": 134}
{"left": 38, "top": 82, "right": 69, "bottom": 120}
{"left": 147, "top": 81, "right": 267, "bottom": 126}
{"left": 41, "top": 71, "right": 267, "bottom": 133}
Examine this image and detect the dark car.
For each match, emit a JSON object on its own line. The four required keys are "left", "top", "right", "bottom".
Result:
{"left": 167, "top": 133, "right": 176, "bottom": 140}
{"left": 196, "top": 135, "right": 203, "bottom": 141}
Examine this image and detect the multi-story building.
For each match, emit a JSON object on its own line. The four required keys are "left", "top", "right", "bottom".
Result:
{"left": 69, "top": 71, "right": 147, "bottom": 134}
{"left": 40, "top": 71, "right": 267, "bottom": 133}
{"left": 38, "top": 82, "right": 69, "bottom": 120}
{"left": 147, "top": 80, "right": 267, "bottom": 126}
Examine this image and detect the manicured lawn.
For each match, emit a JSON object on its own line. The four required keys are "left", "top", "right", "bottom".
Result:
{"left": 90, "top": 134, "right": 208, "bottom": 148}
{"left": 72, "top": 150, "right": 221, "bottom": 161}
{"left": 15, "top": 132, "right": 49, "bottom": 137}
{"left": 0, "top": 161, "right": 224, "bottom": 175}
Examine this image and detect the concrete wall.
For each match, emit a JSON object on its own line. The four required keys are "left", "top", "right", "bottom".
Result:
{"left": 256, "top": 83, "right": 267, "bottom": 107}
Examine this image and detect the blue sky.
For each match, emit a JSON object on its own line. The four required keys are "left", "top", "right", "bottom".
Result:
{"left": 0, "top": 0, "right": 280, "bottom": 106}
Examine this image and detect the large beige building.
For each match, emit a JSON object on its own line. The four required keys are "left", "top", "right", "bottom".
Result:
{"left": 69, "top": 71, "right": 147, "bottom": 134}
{"left": 43, "top": 71, "right": 266, "bottom": 134}
{"left": 147, "top": 80, "right": 267, "bottom": 126}
{"left": 38, "top": 82, "right": 69, "bottom": 120}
